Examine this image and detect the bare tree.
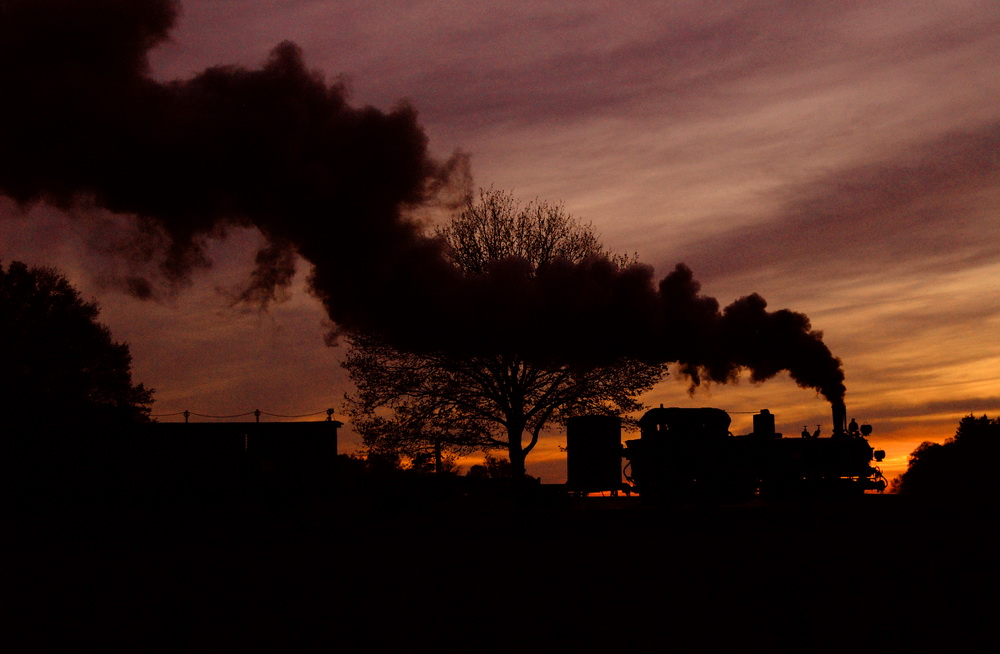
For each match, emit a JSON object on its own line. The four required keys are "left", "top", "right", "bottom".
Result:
{"left": 342, "top": 188, "right": 665, "bottom": 477}
{"left": 436, "top": 186, "right": 635, "bottom": 273}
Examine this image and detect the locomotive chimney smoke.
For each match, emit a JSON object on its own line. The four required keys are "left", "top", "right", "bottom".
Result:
{"left": 0, "top": 0, "right": 464, "bottom": 303}
{"left": 654, "top": 265, "right": 846, "bottom": 406}
{"left": 0, "top": 0, "right": 848, "bottom": 408}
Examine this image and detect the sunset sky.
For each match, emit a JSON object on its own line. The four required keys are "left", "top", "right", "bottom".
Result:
{"left": 2, "top": 0, "right": 998, "bottom": 483}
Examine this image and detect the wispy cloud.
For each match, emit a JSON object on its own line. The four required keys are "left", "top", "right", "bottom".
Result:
{"left": 670, "top": 122, "right": 1000, "bottom": 283}
{"left": 4, "top": 0, "right": 999, "bottom": 479}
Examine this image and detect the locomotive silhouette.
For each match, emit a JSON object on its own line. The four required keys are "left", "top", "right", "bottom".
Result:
{"left": 566, "top": 403, "right": 886, "bottom": 500}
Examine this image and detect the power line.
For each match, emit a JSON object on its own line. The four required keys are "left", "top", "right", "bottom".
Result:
{"left": 186, "top": 411, "right": 257, "bottom": 419}
{"left": 260, "top": 410, "right": 331, "bottom": 418}
{"left": 150, "top": 408, "right": 337, "bottom": 422}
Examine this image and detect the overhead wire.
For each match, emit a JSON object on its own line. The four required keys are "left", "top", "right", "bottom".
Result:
{"left": 187, "top": 411, "right": 257, "bottom": 419}
{"left": 260, "top": 410, "right": 331, "bottom": 418}
{"left": 150, "top": 408, "right": 336, "bottom": 420}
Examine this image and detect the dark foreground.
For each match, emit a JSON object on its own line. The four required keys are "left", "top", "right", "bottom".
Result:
{"left": 2, "top": 487, "right": 995, "bottom": 652}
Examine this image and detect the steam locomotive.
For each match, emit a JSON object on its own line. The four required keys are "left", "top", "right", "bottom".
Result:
{"left": 566, "top": 404, "right": 886, "bottom": 500}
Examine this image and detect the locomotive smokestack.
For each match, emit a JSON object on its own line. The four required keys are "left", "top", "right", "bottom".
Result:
{"left": 832, "top": 401, "right": 847, "bottom": 437}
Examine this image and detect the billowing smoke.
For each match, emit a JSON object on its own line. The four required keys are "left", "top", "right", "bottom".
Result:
{"left": 0, "top": 0, "right": 845, "bottom": 404}
{"left": 656, "top": 266, "right": 846, "bottom": 404}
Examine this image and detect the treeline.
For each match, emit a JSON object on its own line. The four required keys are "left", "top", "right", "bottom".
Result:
{"left": 893, "top": 414, "right": 1000, "bottom": 502}
{"left": 334, "top": 453, "right": 546, "bottom": 502}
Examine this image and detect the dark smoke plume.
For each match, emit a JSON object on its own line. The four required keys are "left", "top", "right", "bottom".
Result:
{"left": 655, "top": 265, "right": 846, "bottom": 404}
{"left": 0, "top": 0, "right": 845, "bottom": 404}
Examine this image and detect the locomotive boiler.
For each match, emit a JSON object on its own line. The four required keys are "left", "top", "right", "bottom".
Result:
{"left": 566, "top": 404, "right": 886, "bottom": 500}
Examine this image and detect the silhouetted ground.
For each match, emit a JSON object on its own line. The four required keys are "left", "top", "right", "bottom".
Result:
{"left": 1, "top": 486, "right": 994, "bottom": 652}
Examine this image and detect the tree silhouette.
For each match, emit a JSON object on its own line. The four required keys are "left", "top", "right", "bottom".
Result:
{"left": 0, "top": 260, "right": 153, "bottom": 427}
{"left": 893, "top": 414, "right": 1000, "bottom": 501}
{"left": 343, "top": 188, "right": 666, "bottom": 477}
